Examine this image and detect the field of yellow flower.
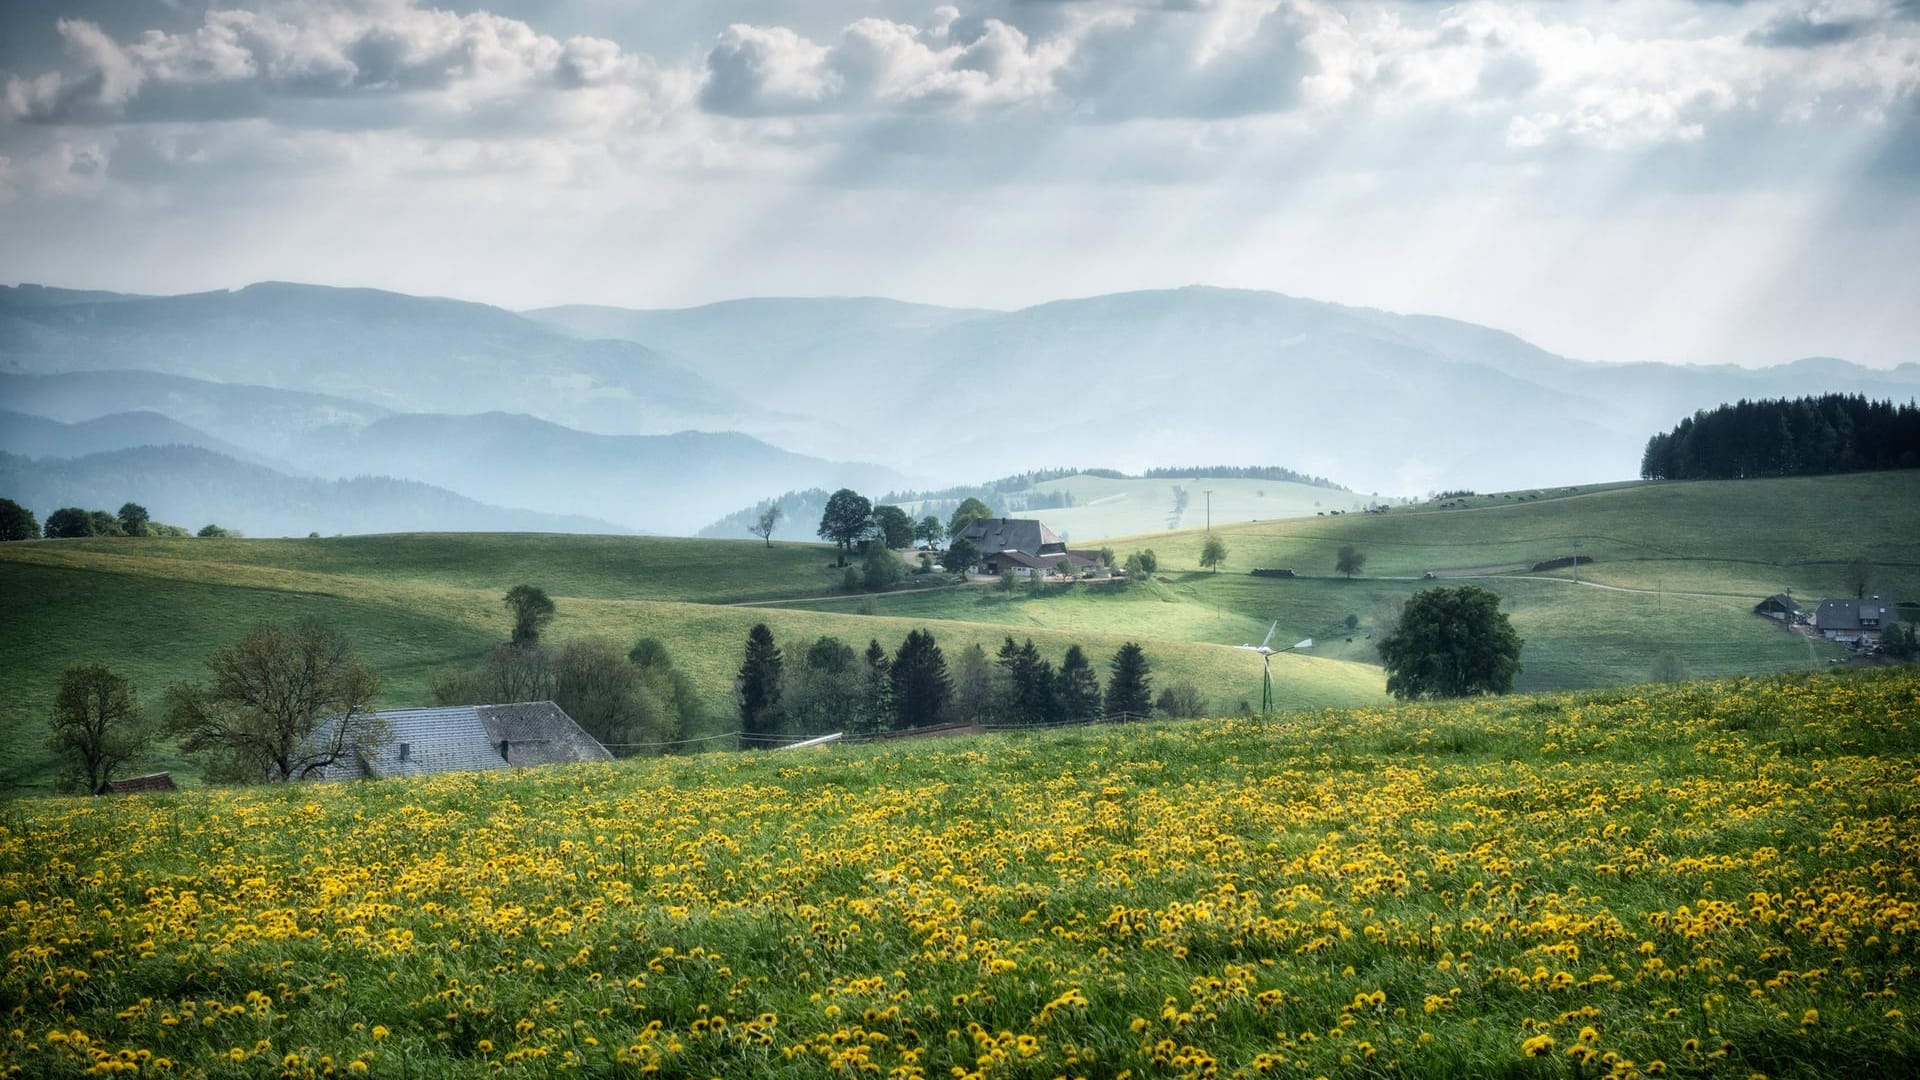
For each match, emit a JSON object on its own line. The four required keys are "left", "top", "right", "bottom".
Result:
{"left": 5, "top": 669, "right": 1917, "bottom": 1079}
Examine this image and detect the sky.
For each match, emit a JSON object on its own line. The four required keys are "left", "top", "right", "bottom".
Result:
{"left": 0, "top": 0, "right": 1915, "bottom": 369}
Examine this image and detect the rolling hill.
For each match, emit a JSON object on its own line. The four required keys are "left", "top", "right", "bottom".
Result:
{"left": 3, "top": 469, "right": 1912, "bottom": 794}
{"left": 0, "top": 410, "right": 260, "bottom": 463}
{"left": 0, "top": 445, "right": 623, "bottom": 538}
{"left": 0, "top": 282, "right": 749, "bottom": 436}
{"left": 530, "top": 286, "right": 1920, "bottom": 494}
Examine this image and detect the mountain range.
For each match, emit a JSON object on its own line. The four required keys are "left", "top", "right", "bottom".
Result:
{"left": 3, "top": 279, "right": 1913, "bottom": 536}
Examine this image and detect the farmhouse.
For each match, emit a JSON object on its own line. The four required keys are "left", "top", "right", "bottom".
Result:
{"left": 951, "top": 516, "right": 1102, "bottom": 576}
{"left": 1753, "top": 594, "right": 1801, "bottom": 621}
{"left": 1811, "top": 596, "right": 1894, "bottom": 643}
{"left": 310, "top": 701, "right": 612, "bottom": 781}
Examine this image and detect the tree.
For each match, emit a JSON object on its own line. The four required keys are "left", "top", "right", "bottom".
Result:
{"left": 1055, "top": 645, "right": 1101, "bottom": 723}
{"left": 432, "top": 642, "right": 555, "bottom": 705}
{"left": 1105, "top": 643, "right": 1153, "bottom": 718}
{"left": 1880, "top": 623, "right": 1919, "bottom": 662}
{"left": 863, "top": 540, "right": 903, "bottom": 591}
{"left": 749, "top": 505, "right": 782, "bottom": 548}
{"left": 947, "top": 497, "right": 992, "bottom": 538}
{"left": 118, "top": 502, "right": 151, "bottom": 537}
{"left": 872, "top": 504, "right": 915, "bottom": 550}
{"left": 1097, "top": 546, "right": 1116, "bottom": 571}
{"left": 737, "top": 624, "right": 784, "bottom": 742}
{"left": 1155, "top": 682, "right": 1208, "bottom": 719}
{"left": 1335, "top": 545, "right": 1367, "bottom": 579}
{"left": 890, "top": 629, "right": 952, "bottom": 730}
{"left": 951, "top": 643, "right": 1002, "bottom": 724}
{"left": 88, "top": 510, "right": 124, "bottom": 536}
{"left": 818, "top": 488, "right": 874, "bottom": 567}
{"left": 45, "top": 507, "right": 97, "bottom": 538}
{"left": 1376, "top": 585, "right": 1523, "bottom": 699}
{"left": 504, "top": 584, "right": 556, "bottom": 645}
{"left": 858, "top": 639, "right": 893, "bottom": 734}
{"left": 1123, "top": 549, "right": 1160, "bottom": 579}
{"left": 48, "top": 664, "right": 154, "bottom": 794}
{"left": 554, "top": 639, "right": 679, "bottom": 750}
{"left": 164, "top": 620, "right": 385, "bottom": 782}
{"left": 1, "top": 498, "right": 41, "bottom": 541}
{"left": 630, "top": 637, "right": 704, "bottom": 740}
{"left": 997, "top": 636, "right": 1058, "bottom": 725}
{"left": 915, "top": 516, "right": 945, "bottom": 549}
{"left": 945, "top": 538, "right": 979, "bottom": 575}
{"left": 784, "top": 636, "right": 861, "bottom": 736}
{"left": 1200, "top": 534, "right": 1229, "bottom": 574}
{"left": 197, "top": 524, "right": 232, "bottom": 538}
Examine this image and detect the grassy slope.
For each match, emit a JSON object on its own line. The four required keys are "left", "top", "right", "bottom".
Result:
{"left": 892, "top": 475, "right": 1395, "bottom": 542}
{"left": 819, "top": 472, "right": 1919, "bottom": 691}
{"left": 0, "top": 543, "right": 1382, "bottom": 792}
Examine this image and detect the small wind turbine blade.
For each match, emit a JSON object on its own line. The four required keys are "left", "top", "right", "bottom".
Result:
{"left": 1294, "top": 639, "right": 1313, "bottom": 650}
{"left": 1260, "top": 621, "right": 1277, "bottom": 650}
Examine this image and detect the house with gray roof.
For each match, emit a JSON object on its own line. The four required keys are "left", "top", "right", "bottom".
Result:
{"left": 951, "top": 517, "right": 1101, "bottom": 576}
{"left": 1753, "top": 594, "right": 1801, "bottom": 622}
{"left": 309, "top": 701, "right": 612, "bottom": 781}
{"left": 1812, "top": 596, "right": 1894, "bottom": 643}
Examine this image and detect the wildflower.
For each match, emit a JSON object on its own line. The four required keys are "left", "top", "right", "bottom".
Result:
{"left": 1523, "top": 1034, "right": 1556, "bottom": 1057}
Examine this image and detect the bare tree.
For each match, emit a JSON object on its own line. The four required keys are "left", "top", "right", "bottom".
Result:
{"left": 165, "top": 621, "right": 385, "bottom": 782}
{"left": 750, "top": 505, "right": 782, "bottom": 548}
{"left": 48, "top": 664, "right": 154, "bottom": 794}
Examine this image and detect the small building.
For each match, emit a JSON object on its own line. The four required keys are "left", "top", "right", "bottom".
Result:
{"left": 309, "top": 701, "right": 612, "bottom": 781}
{"left": 951, "top": 517, "right": 1104, "bottom": 576}
{"left": 105, "top": 772, "right": 177, "bottom": 795}
{"left": 1812, "top": 596, "right": 1894, "bottom": 643}
{"left": 1753, "top": 594, "right": 1801, "bottom": 622}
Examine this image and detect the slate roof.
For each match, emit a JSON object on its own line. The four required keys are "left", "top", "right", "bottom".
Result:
{"left": 1813, "top": 597, "right": 1893, "bottom": 632}
{"left": 954, "top": 517, "right": 1065, "bottom": 557}
{"left": 1754, "top": 593, "right": 1800, "bottom": 614}
{"left": 310, "top": 702, "right": 610, "bottom": 781}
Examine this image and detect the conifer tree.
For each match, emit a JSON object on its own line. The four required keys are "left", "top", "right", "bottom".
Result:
{"left": 1104, "top": 642, "right": 1153, "bottom": 719}
{"left": 736, "top": 623, "right": 784, "bottom": 742}
{"left": 890, "top": 629, "right": 952, "bottom": 730}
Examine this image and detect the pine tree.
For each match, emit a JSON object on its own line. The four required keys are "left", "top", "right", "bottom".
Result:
{"left": 889, "top": 629, "right": 952, "bottom": 731}
{"left": 1104, "top": 642, "right": 1153, "bottom": 719}
{"left": 1056, "top": 644, "right": 1101, "bottom": 722}
{"left": 857, "top": 639, "right": 893, "bottom": 735}
{"left": 736, "top": 623, "right": 783, "bottom": 742}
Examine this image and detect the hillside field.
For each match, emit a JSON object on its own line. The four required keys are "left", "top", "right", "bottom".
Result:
{"left": 2, "top": 470, "right": 1915, "bottom": 792}
{"left": 4, "top": 670, "right": 1917, "bottom": 1079}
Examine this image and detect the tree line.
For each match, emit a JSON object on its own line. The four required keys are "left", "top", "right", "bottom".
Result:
{"left": 1640, "top": 394, "right": 1920, "bottom": 480}
{"left": 735, "top": 624, "right": 1195, "bottom": 740}
{"left": 1, "top": 497, "right": 237, "bottom": 540}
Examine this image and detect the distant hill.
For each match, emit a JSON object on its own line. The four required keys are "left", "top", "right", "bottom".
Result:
{"left": 0, "top": 410, "right": 260, "bottom": 463}
{"left": 294, "top": 412, "right": 907, "bottom": 535}
{"left": 531, "top": 286, "right": 1920, "bottom": 493}
{"left": 0, "top": 282, "right": 749, "bottom": 436}
{"left": 0, "top": 446, "right": 624, "bottom": 537}
{"left": 0, "top": 370, "right": 389, "bottom": 460}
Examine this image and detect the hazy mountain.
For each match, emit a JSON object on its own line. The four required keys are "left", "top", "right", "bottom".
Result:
{"left": 0, "top": 446, "right": 623, "bottom": 538}
{"left": 0, "top": 410, "right": 260, "bottom": 463}
{"left": 294, "top": 412, "right": 907, "bottom": 536}
{"left": 0, "top": 282, "right": 749, "bottom": 436}
{"left": 534, "top": 285, "right": 1920, "bottom": 493}
{"left": 0, "top": 370, "right": 390, "bottom": 461}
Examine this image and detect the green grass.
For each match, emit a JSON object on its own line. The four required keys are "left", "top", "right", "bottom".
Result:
{"left": 4, "top": 669, "right": 1917, "bottom": 1078}
{"left": 5, "top": 470, "right": 1914, "bottom": 793}
{"left": 893, "top": 475, "right": 1399, "bottom": 541}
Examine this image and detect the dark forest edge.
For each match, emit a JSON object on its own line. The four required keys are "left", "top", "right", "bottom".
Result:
{"left": 1641, "top": 394, "right": 1920, "bottom": 481}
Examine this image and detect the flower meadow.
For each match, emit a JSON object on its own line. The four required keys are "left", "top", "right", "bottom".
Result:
{"left": 5, "top": 670, "right": 1917, "bottom": 1080}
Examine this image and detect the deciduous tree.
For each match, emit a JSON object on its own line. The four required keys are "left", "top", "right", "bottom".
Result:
{"left": 48, "top": 664, "right": 153, "bottom": 794}
{"left": 872, "top": 504, "right": 914, "bottom": 550}
{"left": 164, "top": 621, "right": 385, "bottom": 782}
{"left": 1200, "top": 534, "right": 1228, "bottom": 573}
{"left": 749, "top": 505, "right": 782, "bottom": 548}
{"left": 944, "top": 538, "right": 978, "bottom": 574}
{"left": 0, "top": 498, "right": 38, "bottom": 541}
{"left": 45, "top": 507, "right": 97, "bottom": 538}
{"left": 1336, "top": 545, "right": 1367, "bottom": 579}
{"left": 118, "top": 502, "right": 150, "bottom": 537}
{"left": 818, "top": 488, "right": 874, "bottom": 567}
{"left": 504, "top": 584, "right": 556, "bottom": 645}
{"left": 915, "top": 516, "right": 945, "bottom": 548}
{"left": 1376, "top": 585, "right": 1523, "bottom": 699}
{"left": 947, "top": 497, "right": 992, "bottom": 538}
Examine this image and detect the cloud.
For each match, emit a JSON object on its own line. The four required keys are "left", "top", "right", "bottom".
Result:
{"left": 4, "top": 2, "right": 658, "bottom": 127}
{"left": 1745, "top": 3, "right": 1880, "bottom": 48}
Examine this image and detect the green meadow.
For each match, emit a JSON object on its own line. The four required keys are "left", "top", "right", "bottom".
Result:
{"left": 3, "top": 469, "right": 1914, "bottom": 793}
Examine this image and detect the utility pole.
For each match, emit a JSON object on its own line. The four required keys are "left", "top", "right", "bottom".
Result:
{"left": 1204, "top": 489, "right": 1213, "bottom": 533}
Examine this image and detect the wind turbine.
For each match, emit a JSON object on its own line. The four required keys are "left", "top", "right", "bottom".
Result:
{"left": 1236, "top": 622, "right": 1312, "bottom": 714}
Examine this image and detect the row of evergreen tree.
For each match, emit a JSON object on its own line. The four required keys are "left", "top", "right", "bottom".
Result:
{"left": 1640, "top": 394, "right": 1920, "bottom": 480}
{"left": 735, "top": 624, "right": 1159, "bottom": 740}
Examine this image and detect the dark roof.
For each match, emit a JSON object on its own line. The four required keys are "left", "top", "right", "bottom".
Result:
{"left": 954, "top": 517, "right": 1063, "bottom": 557}
{"left": 1754, "top": 593, "right": 1800, "bottom": 612}
{"left": 479, "top": 702, "right": 615, "bottom": 767}
{"left": 106, "top": 772, "right": 177, "bottom": 794}
{"left": 311, "top": 702, "right": 610, "bottom": 781}
{"left": 1814, "top": 597, "right": 1893, "bottom": 631}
